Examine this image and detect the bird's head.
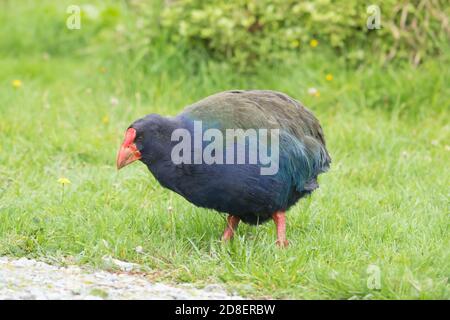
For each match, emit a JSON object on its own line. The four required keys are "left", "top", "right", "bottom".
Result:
{"left": 116, "top": 114, "right": 171, "bottom": 170}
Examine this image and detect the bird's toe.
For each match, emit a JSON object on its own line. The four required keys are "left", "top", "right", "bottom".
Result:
{"left": 275, "top": 239, "right": 289, "bottom": 248}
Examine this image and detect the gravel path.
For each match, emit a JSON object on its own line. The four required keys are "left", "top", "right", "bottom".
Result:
{"left": 0, "top": 257, "right": 242, "bottom": 300}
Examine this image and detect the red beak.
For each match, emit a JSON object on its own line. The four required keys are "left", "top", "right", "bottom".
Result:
{"left": 117, "top": 128, "right": 142, "bottom": 170}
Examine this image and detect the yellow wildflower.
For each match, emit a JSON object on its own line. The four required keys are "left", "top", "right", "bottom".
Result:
{"left": 309, "top": 39, "right": 318, "bottom": 48}
{"left": 58, "top": 177, "right": 71, "bottom": 185}
{"left": 102, "top": 115, "right": 110, "bottom": 124}
{"left": 12, "top": 79, "right": 22, "bottom": 88}
{"left": 326, "top": 74, "right": 333, "bottom": 81}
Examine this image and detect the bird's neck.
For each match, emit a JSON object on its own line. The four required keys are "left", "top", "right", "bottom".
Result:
{"left": 139, "top": 117, "right": 184, "bottom": 192}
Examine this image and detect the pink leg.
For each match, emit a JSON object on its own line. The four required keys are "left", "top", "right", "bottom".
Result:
{"left": 272, "top": 211, "right": 289, "bottom": 247}
{"left": 222, "top": 215, "right": 240, "bottom": 241}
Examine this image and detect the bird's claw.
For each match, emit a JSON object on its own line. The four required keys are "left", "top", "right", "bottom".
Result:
{"left": 276, "top": 240, "right": 289, "bottom": 248}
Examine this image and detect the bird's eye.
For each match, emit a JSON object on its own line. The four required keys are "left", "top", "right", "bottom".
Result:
{"left": 134, "top": 135, "right": 144, "bottom": 151}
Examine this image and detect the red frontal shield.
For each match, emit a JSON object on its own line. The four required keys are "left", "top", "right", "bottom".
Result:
{"left": 116, "top": 128, "right": 141, "bottom": 169}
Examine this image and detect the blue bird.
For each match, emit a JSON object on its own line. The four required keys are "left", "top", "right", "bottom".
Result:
{"left": 117, "top": 90, "right": 331, "bottom": 247}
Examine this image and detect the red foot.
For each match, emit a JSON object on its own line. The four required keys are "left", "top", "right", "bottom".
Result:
{"left": 272, "top": 211, "right": 288, "bottom": 248}
{"left": 221, "top": 215, "right": 240, "bottom": 241}
{"left": 276, "top": 240, "right": 289, "bottom": 248}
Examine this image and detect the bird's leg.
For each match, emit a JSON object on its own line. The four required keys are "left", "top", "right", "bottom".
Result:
{"left": 272, "top": 211, "right": 289, "bottom": 247}
{"left": 222, "top": 215, "right": 240, "bottom": 241}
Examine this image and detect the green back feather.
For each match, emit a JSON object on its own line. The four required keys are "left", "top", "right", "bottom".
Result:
{"left": 181, "top": 90, "right": 331, "bottom": 192}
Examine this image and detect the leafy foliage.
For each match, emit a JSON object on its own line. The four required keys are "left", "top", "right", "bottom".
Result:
{"left": 148, "top": 0, "right": 450, "bottom": 69}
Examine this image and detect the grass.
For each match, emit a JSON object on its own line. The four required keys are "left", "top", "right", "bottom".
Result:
{"left": 0, "top": 1, "right": 449, "bottom": 299}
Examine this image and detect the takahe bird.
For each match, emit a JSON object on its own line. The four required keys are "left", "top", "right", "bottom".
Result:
{"left": 117, "top": 90, "right": 330, "bottom": 247}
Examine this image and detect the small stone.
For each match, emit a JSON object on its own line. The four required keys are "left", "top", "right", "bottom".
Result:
{"left": 135, "top": 246, "right": 144, "bottom": 254}
{"left": 203, "top": 284, "right": 224, "bottom": 293}
{"left": 101, "top": 255, "right": 140, "bottom": 272}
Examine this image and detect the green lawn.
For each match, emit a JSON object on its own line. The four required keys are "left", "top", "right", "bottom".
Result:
{"left": 0, "top": 1, "right": 449, "bottom": 299}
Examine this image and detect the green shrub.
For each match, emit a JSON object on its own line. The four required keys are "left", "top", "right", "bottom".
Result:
{"left": 140, "top": 0, "right": 449, "bottom": 69}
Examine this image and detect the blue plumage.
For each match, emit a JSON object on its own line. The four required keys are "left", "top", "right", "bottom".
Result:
{"left": 128, "top": 90, "right": 330, "bottom": 225}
